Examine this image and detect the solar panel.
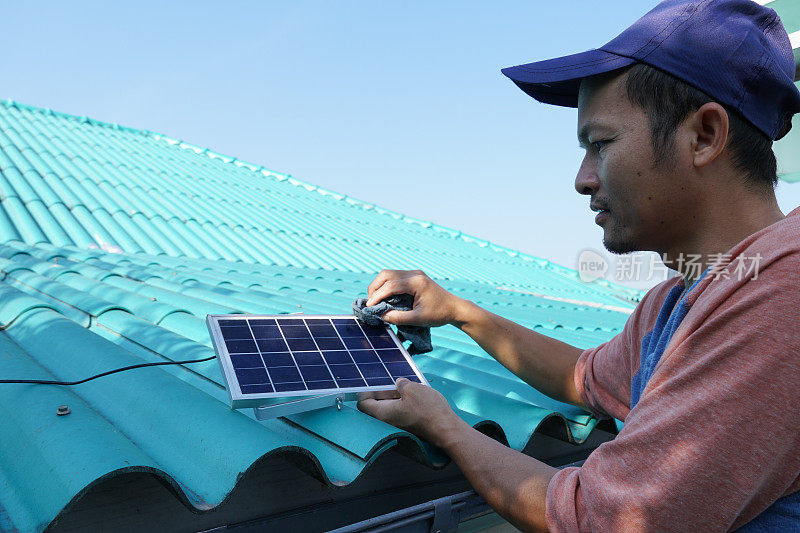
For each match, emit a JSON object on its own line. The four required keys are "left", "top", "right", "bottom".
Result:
{"left": 206, "top": 314, "right": 430, "bottom": 409}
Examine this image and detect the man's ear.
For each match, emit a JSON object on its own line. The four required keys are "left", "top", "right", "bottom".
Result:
{"left": 691, "top": 102, "right": 729, "bottom": 168}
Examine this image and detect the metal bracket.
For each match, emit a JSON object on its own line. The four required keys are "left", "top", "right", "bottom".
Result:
{"left": 430, "top": 497, "right": 456, "bottom": 533}
{"left": 253, "top": 394, "right": 345, "bottom": 420}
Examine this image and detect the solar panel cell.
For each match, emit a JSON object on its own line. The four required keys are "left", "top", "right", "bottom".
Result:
{"left": 263, "top": 352, "right": 294, "bottom": 367}
{"left": 343, "top": 337, "right": 373, "bottom": 350}
{"left": 293, "top": 351, "right": 324, "bottom": 365}
{"left": 359, "top": 363, "right": 390, "bottom": 379}
{"left": 307, "top": 324, "right": 337, "bottom": 337}
{"left": 235, "top": 368, "right": 269, "bottom": 385}
{"left": 240, "top": 384, "right": 274, "bottom": 394}
{"left": 218, "top": 319, "right": 244, "bottom": 327}
{"left": 315, "top": 337, "right": 345, "bottom": 350}
{"left": 286, "top": 337, "right": 317, "bottom": 351}
{"left": 330, "top": 364, "right": 361, "bottom": 380}
{"left": 304, "top": 319, "right": 332, "bottom": 325}
{"left": 365, "top": 377, "right": 394, "bottom": 386}
{"left": 230, "top": 353, "right": 264, "bottom": 368}
{"left": 248, "top": 319, "right": 277, "bottom": 326}
{"left": 220, "top": 325, "right": 252, "bottom": 339}
{"left": 250, "top": 325, "right": 280, "bottom": 338}
{"left": 269, "top": 366, "right": 302, "bottom": 383}
{"left": 368, "top": 335, "right": 397, "bottom": 349}
{"left": 321, "top": 350, "right": 352, "bottom": 364}
{"left": 307, "top": 380, "right": 336, "bottom": 390}
{"left": 275, "top": 382, "right": 306, "bottom": 392}
{"left": 225, "top": 338, "right": 258, "bottom": 353}
{"left": 377, "top": 349, "right": 405, "bottom": 362}
{"left": 361, "top": 323, "right": 388, "bottom": 337}
{"left": 383, "top": 361, "right": 415, "bottom": 377}
{"left": 281, "top": 325, "right": 311, "bottom": 338}
{"left": 350, "top": 350, "right": 380, "bottom": 364}
{"left": 334, "top": 323, "right": 364, "bottom": 337}
{"left": 337, "top": 378, "right": 367, "bottom": 388}
{"left": 299, "top": 365, "right": 334, "bottom": 382}
{"left": 256, "top": 338, "right": 289, "bottom": 352}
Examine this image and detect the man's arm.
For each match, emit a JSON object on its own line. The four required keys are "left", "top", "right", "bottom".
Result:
{"left": 366, "top": 269, "right": 586, "bottom": 408}
{"left": 358, "top": 378, "right": 557, "bottom": 533}
{"left": 456, "top": 299, "right": 586, "bottom": 408}
{"left": 359, "top": 268, "right": 635, "bottom": 531}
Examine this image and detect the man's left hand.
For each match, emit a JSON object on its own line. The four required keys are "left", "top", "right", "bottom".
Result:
{"left": 357, "top": 378, "right": 467, "bottom": 446}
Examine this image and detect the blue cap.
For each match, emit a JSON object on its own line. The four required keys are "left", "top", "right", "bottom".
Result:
{"left": 501, "top": 0, "right": 800, "bottom": 140}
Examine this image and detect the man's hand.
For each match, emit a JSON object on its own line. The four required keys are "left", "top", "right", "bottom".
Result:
{"left": 366, "top": 269, "right": 466, "bottom": 328}
{"left": 358, "top": 377, "right": 556, "bottom": 532}
{"left": 357, "top": 378, "right": 468, "bottom": 447}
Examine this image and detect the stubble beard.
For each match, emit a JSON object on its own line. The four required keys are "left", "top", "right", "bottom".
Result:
{"left": 602, "top": 222, "right": 640, "bottom": 255}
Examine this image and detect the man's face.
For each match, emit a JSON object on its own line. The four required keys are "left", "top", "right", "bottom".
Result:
{"left": 576, "top": 72, "right": 697, "bottom": 255}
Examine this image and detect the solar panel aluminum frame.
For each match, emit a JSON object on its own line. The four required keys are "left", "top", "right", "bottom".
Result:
{"left": 206, "top": 314, "right": 430, "bottom": 409}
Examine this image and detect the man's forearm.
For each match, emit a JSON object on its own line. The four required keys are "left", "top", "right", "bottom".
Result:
{"left": 453, "top": 299, "right": 586, "bottom": 408}
{"left": 436, "top": 417, "right": 557, "bottom": 532}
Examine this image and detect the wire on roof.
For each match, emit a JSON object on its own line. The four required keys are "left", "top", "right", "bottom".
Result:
{"left": 0, "top": 356, "right": 216, "bottom": 385}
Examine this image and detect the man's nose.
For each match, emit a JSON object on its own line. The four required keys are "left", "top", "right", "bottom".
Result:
{"left": 574, "top": 156, "right": 600, "bottom": 196}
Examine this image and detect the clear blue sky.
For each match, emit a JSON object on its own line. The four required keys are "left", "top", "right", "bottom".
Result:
{"left": 5, "top": 1, "right": 799, "bottom": 289}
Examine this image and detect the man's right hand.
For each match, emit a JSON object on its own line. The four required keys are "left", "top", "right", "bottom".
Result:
{"left": 366, "top": 269, "right": 466, "bottom": 328}
{"left": 366, "top": 269, "right": 586, "bottom": 410}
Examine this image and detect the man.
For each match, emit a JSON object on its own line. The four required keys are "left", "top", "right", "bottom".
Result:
{"left": 356, "top": 0, "right": 800, "bottom": 531}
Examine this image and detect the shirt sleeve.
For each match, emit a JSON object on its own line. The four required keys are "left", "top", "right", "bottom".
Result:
{"left": 574, "top": 281, "right": 674, "bottom": 421}
{"left": 547, "top": 257, "right": 800, "bottom": 532}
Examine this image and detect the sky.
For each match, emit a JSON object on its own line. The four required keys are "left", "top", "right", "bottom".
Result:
{"left": 4, "top": 1, "right": 799, "bottom": 290}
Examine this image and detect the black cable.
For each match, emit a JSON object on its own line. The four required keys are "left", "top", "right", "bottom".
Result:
{"left": 0, "top": 356, "right": 216, "bottom": 385}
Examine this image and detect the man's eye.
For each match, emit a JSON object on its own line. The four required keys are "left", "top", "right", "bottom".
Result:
{"left": 591, "top": 140, "right": 610, "bottom": 151}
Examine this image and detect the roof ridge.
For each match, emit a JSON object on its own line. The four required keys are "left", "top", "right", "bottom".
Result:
{"left": 1, "top": 98, "right": 158, "bottom": 138}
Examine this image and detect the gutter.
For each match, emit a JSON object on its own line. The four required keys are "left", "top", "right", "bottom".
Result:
{"left": 327, "top": 491, "right": 494, "bottom": 533}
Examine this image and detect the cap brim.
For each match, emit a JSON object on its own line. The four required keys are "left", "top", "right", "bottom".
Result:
{"left": 501, "top": 48, "right": 636, "bottom": 107}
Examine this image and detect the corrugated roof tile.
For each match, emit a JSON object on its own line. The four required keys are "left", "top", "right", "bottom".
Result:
{"left": 0, "top": 100, "right": 642, "bottom": 531}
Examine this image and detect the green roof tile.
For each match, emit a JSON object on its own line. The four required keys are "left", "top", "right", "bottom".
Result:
{"left": 0, "top": 100, "right": 640, "bottom": 531}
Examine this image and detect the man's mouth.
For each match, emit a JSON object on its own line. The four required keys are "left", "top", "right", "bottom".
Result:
{"left": 591, "top": 203, "right": 611, "bottom": 225}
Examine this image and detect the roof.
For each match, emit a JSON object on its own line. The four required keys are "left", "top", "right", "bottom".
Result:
{"left": 765, "top": 0, "right": 800, "bottom": 69}
{"left": 0, "top": 100, "right": 637, "bottom": 531}
{"left": 764, "top": 0, "right": 800, "bottom": 182}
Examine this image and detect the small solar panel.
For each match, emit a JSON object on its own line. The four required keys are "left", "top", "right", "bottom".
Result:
{"left": 206, "top": 314, "right": 429, "bottom": 408}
